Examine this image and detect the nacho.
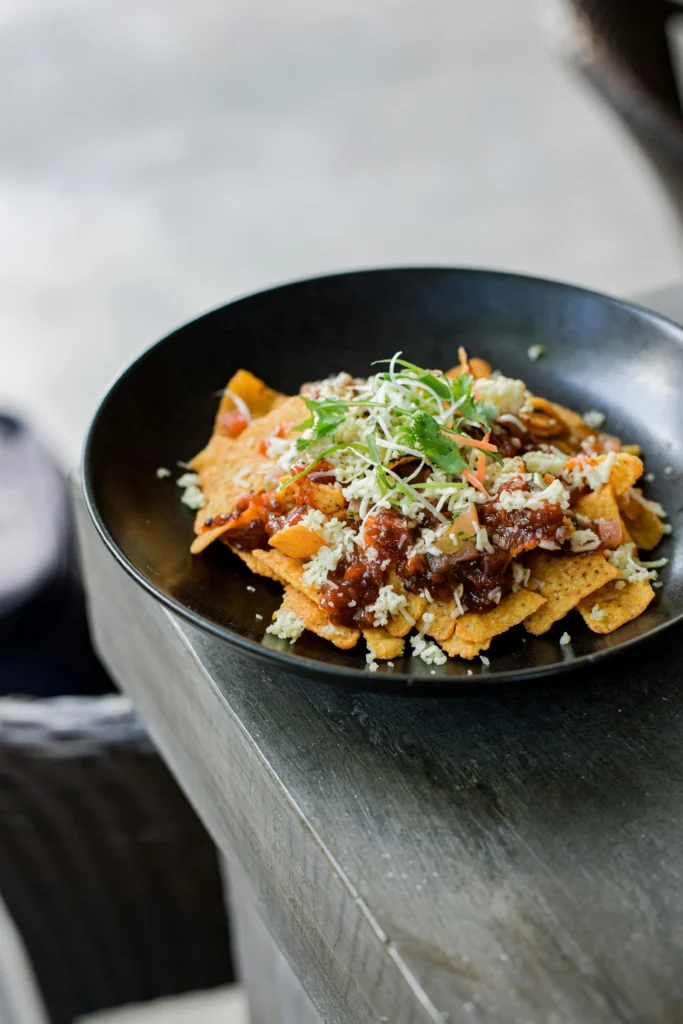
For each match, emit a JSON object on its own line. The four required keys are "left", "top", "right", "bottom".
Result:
{"left": 439, "top": 634, "right": 491, "bottom": 661}
{"left": 617, "top": 489, "right": 664, "bottom": 551}
{"left": 363, "top": 628, "right": 405, "bottom": 660}
{"left": 416, "top": 598, "right": 461, "bottom": 642}
{"left": 577, "top": 580, "right": 655, "bottom": 634}
{"left": 279, "top": 586, "right": 360, "bottom": 650}
{"left": 456, "top": 589, "right": 546, "bottom": 644}
{"left": 524, "top": 552, "right": 620, "bottom": 635}
{"left": 181, "top": 356, "right": 667, "bottom": 669}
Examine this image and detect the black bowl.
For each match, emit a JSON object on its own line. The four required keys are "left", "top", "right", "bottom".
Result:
{"left": 83, "top": 268, "right": 683, "bottom": 692}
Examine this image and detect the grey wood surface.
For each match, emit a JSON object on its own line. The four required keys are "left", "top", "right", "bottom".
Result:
{"left": 77, "top": 490, "right": 683, "bottom": 1024}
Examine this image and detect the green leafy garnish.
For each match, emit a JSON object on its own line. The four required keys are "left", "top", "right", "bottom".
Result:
{"left": 366, "top": 432, "right": 389, "bottom": 495}
{"left": 448, "top": 373, "right": 496, "bottom": 429}
{"left": 293, "top": 397, "right": 348, "bottom": 451}
{"left": 373, "top": 357, "right": 451, "bottom": 401}
{"left": 406, "top": 413, "right": 469, "bottom": 475}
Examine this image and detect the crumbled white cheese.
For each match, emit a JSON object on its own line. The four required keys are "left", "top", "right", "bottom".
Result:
{"left": 589, "top": 604, "right": 606, "bottom": 621}
{"left": 176, "top": 472, "right": 201, "bottom": 488}
{"left": 246, "top": 585, "right": 255, "bottom": 593}
{"left": 614, "top": 580, "right": 626, "bottom": 590}
{"left": 467, "top": 669, "right": 473, "bottom": 676}
{"left": 156, "top": 467, "right": 171, "bottom": 479}
{"left": 453, "top": 585, "right": 465, "bottom": 616}
{"left": 583, "top": 409, "right": 605, "bottom": 429}
{"left": 625, "top": 488, "right": 667, "bottom": 520}
{"left": 366, "top": 652, "right": 378, "bottom": 672}
{"left": 511, "top": 562, "right": 531, "bottom": 592}
{"left": 527, "top": 344, "right": 545, "bottom": 362}
{"left": 255, "top": 613, "right": 263, "bottom": 620}
{"left": 180, "top": 485, "right": 206, "bottom": 510}
{"left": 266, "top": 609, "right": 305, "bottom": 643}
{"left": 607, "top": 542, "right": 666, "bottom": 583}
{"left": 299, "top": 512, "right": 357, "bottom": 588}
{"left": 645, "top": 472, "right": 655, "bottom": 483}
{"left": 480, "top": 655, "right": 490, "bottom": 666}
{"left": 474, "top": 522, "right": 495, "bottom": 553}
{"left": 562, "top": 451, "right": 616, "bottom": 493}
{"left": 523, "top": 448, "right": 567, "bottom": 477}
{"left": 569, "top": 529, "right": 601, "bottom": 552}
{"left": 497, "top": 477, "right": 570, "bottom": 513}
{"left": 559, "top": 632, "right": 571, "bottom": 646}
{"left": 420, "top": 610, "right": 435, "bottom": 629}
{"left": 410, "top": 633, "right": 448, "bottom": 666}
{"left": 473, "top": 375, "right": 532, "bottom": 416}
{"left": 265, "top": 435, "right": 294, "bottom": 460}
{"left": 367, "top": 585, "right": 410, "bottom": 627}
{"left": 665, "top": 466, "right": 674, "bottom": 475}
{"left": 387, "top": 661, "right": 394, "bottom": 668}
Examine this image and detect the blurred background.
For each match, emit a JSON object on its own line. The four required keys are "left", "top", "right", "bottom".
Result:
{"left": 1, "top": 1, "right": 683, "bottom": 1022}
{"left": 1, "top": 0, "right": 682, "bottom": 468}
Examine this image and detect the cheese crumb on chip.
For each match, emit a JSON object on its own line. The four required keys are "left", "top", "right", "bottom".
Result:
{"left": 570, "top": 529, "right": 601, "bottom": 552}
{"left": 589, "top": 604, "right": 606, "bottom": 621}
{"left": 368, "top": 585, "right": 410, "bottom": 627}
{"left": 266, "top": 608, "right": 306, "bottom": 643}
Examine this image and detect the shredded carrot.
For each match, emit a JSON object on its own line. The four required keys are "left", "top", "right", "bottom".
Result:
{"left": 447, "top": 433, "right": 498, "bottom": 453}
{"left": 458, "top": 346, "right": 469, "bottom": 371}
{"left": 462, "top": 468, "right": 489, "bottom": 497}
{"left": 476, "top": 430, "right": 490, "bottom": 484}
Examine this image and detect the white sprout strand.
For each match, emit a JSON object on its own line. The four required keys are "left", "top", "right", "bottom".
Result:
{"left": 224, "top": 390, "right": 252, "bottom": 423}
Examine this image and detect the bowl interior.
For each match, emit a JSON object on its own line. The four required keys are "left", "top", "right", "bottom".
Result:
{"left": 84, "top": 268, "right": 683, "bottom": 691}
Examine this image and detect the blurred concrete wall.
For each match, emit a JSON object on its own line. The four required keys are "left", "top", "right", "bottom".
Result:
{"left": 0, "top": 0, "right": 679, "bottom": 461}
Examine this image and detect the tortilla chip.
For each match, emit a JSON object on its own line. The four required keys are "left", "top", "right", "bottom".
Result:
{"left": 439, "top": 634, "right": 491, "bottom": 660}
{"left": 617, "top": 490, "right": 664, "bottom": 551}
{"left": 191, "top": 523, "right": 232, "bottom": 555}
{"left": 237, "top": 395, "right": 308, "bottom": 449}
{"left": 577, "top": 580, "right": 655, "bottom": 634}
{"left": 280, "top": 586, "right": 360, "bottom": 650}
{"left": 446, "top": 358, "right": 491, "bottom": 380}
{"left": 574, "top": 483, "right": 620, "bottom": 523}
{"left": 550, "top": 402, "right": 591, "bottom": 438}
{"left": 524, "top": 551, "right": 620, "bottom": 635}
{"left": 609, "top": 453, "right": 643, "bottom": 496}
{"left": 384, "top": 571, "right": 427, "bottom": 637}
{"left": 234, "top": 549, "right": 281, "bottom": 580}
{"left": 214, "top": 369, "right": 286, "bottom": 436}
{"left": 363, "top": 628, "right": 405, "bottom": 660}
{"left": 306, "top": 484, "right": 346, "bottom": 515}
{"left": 269, "top": 523, "right": 325, "bottom": 559}
{"left": 416, "top": 599, "right": 460, "bottom": 642}
{"left": 456, "top": 589, "right": 546, "bottom": 644}
{"left": 248, "top": 548, "right": 322, "bottom": 604}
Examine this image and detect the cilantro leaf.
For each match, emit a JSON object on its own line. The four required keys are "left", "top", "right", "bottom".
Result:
{"left": 449, "top": 373, "right": 496, "bottom": 429}
{"left": 293, "top": 397, "right": 348, "bottom": 451}
{"left": 408, "top": 413, "right": 468, "bottom": 474}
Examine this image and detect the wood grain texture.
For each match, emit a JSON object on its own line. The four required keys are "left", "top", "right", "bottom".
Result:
{"left": 76, "top": 483, "right": 683, "bottom": 1024}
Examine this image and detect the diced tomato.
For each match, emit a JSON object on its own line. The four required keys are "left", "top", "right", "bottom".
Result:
{"left": 257, "top": 422, "right": 287, "bottom": 456}
{"left": 221, "top": 409, "right": 249, "bottom": 438}
{"left": 598, "top": 519, "right": 623, "bottom": 549}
